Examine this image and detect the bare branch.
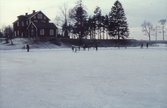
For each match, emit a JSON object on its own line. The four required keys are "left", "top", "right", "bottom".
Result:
{"left": 141, "top": 21, "right": 153, "bottom": 41}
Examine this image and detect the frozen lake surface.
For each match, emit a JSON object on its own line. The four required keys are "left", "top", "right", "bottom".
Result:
{"left": 0, "top": 47, "right": 167, "bottom": 108}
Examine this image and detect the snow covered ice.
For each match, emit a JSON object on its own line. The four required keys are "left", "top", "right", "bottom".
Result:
{"left": 0, "top": 47, "right": 167, "bottom": 108}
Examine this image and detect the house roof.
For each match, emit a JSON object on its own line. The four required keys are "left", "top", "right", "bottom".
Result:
{"left": 13, "top": 20, "right": 18, "bottom": 24}
{"left": 13, "top": 10, "right": 50, "bottom": 23}
{"left": 33, "top": 22, "right": 58, "bottom": 29}
{"left": 28, "top": 11, "right": 50, "bottom": 20}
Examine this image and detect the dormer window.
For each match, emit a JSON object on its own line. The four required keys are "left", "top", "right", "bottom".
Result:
{"left": 37, "top": 14, "right": 42, "bottom": 19}
{"left": 26, "top": 21, "right": 28, "bottom": 25}
{"left": 22, "top": 21, "right": 24, "bottom": 26}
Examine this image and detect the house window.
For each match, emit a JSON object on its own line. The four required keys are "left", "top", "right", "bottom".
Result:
{"left": 40, "top": 29, "right": 44, "bottom": 35}
{"left": 34, "top": 16, "right": 36, "bottom": 19}
{"left": 22, "top": 21, "right": 24, "bottom": 26}
{"left": 37, "top": 14, "right": 42, "bottom": 19}
{"left": 34, "top": 20, "right": 38, "bottom": 22}
{"left": 17, "top": 31, "right": 19, "bottom": 35}
{"left": 21, "top": 33, "right": 24, "bottom": 37}
{"left": 15, "top": 31, "right": 17, "bottom": 37}
{"left": 50, "top": 29, "right": 54, "bottom": 35}
{"left": 26, "top": 21, "right": 28, "bottom": 25}
{"left": 44, "top": 16, "right": 46, "bottom": 20}
{"left": 17, "top": 22, "right": 19, "bottom": 26}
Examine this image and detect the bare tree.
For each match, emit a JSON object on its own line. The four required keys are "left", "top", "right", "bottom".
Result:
{"left": 59, "top": 3, "right": 69, "bottom": 38}
{"left": 159, "top": 19, "right": 166, "bottom": 41}
{"left": 141, "top": 21, "right": 153, "bottom": 41}
{"left": 153, "top": 25, "right": 160, "bottom": 41}
{"left": 55, "top": 3, "right": 70, "bottom": 38}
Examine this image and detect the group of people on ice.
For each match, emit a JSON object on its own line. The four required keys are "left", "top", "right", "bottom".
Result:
{"left": 140, "top": 43, "right": 149, "bottom": 49}
{"left": 71, "top": 44, "right": 98, "bottom": 52}
{"left": 23, "top": 43, "right": 149, "bottom": 52}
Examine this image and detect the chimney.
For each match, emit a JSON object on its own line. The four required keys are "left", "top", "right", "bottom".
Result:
{"left": 25, "top": 13, "right": 28, "bottom": 16}
{"left": 33, "top": 10, "right": 35, "bottom": 13}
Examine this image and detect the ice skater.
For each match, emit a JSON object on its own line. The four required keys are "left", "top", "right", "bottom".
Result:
{"left": 95, "top": 45, "right": 98, "bottom": 51}
{"left": 74, "top": 48, "right": 77, "bottom": 53}
{"left": 140, "top": 44, "right": 143, "bottom": 49}
{"left": 72, "top": 46, "right": 74, "bottom": 52}
{"left": 26, "top": 44, "right": 30, "bottom": 52}
{"left": 146, "top": 43, "right": 148, "bottom": 48}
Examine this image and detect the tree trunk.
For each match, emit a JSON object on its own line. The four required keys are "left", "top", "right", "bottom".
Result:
{"left": 149, "top": 35, "right": 151, "bottom": 41}
{"left": 163, "top": 30, "right": 164, "bottom": 41}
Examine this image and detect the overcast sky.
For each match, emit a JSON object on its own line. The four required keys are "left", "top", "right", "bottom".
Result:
{"left": 0, "top": 0, "right": 167, "bottom": 40}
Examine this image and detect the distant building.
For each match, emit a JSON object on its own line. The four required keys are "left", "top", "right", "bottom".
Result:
{"left": 13, "top": 10, "right": 58, "bottom": 41}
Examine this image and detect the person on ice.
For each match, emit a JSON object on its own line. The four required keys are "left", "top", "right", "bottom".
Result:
{"left": 95, "top": 45, "right": 98, "bottom": 51}
{"left": 26, "top": 44, "right": 30, "bottom": 52}
{"left": 140, "top": 44, "right": 143, "bottom": 49}
{"left": 146, "top": 43, "right": 148, "bottom": 48}
{"left": 72, "top": 46, "right": 74, "bottom": 52}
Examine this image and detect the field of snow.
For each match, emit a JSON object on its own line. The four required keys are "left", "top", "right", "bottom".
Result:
{"left": 0, "top": 47, "right": 167, "bottom": 108}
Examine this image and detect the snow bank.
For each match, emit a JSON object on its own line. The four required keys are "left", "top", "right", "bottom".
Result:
{"left": 0, "top": 38, "right": 70, "bottom": 50}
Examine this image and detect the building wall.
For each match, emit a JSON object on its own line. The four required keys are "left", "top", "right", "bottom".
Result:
{"left": 13, "top": 10, "right": 50, "bottom": 38}
{"left": 37, "top": 28, "right": 57, "bottom": 37}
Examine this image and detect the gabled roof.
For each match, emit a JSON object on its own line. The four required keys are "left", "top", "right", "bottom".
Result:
{"left": 13, "top": 10, "right": 50, "bottom": 24}
{"left": 33, "top": 22, "right": 58, "bottom": 29}
{"left": 13, "top": 20, "right": 18, "bottom": 24}
{"left": 28, "top": 11, "right": 50, "bottom": 20}
{"left": 26, "top": 11, "right": 40, "bottom": 19}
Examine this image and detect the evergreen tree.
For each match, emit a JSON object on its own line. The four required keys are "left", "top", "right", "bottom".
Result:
{"left": 94, "top": 6, "right": 102, "bottom": 39}
{"left": 104, "top": 15, "right": 109, "bottom": 39}
{"left": 69, "top": 0, "right": 88, "bottom": 39}
{"left": 101, "top": 15, "right": 105, "bottom": 39}
{"left": 87, "top": 17, "right": 93, "bottom": 39}
{"left": 108, "top": 0, "right": 129, "bottom": 40}
{"left": 91, "top": 16, "right": 97, "bottom": 39}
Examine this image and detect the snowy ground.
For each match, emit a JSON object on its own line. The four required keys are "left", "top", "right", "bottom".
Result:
{"left": 0, "top": 47, "right": 167, "bottom": 108}
{"left": 0, "top": 38, "right": 69, "bottom": 50}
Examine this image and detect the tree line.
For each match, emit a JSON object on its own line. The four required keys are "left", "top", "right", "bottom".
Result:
{"left": 141, "top": 19, "right": 166, "bottom": 41}
{"left": 56, "top": 0, "right": 129, "bottom": 40}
